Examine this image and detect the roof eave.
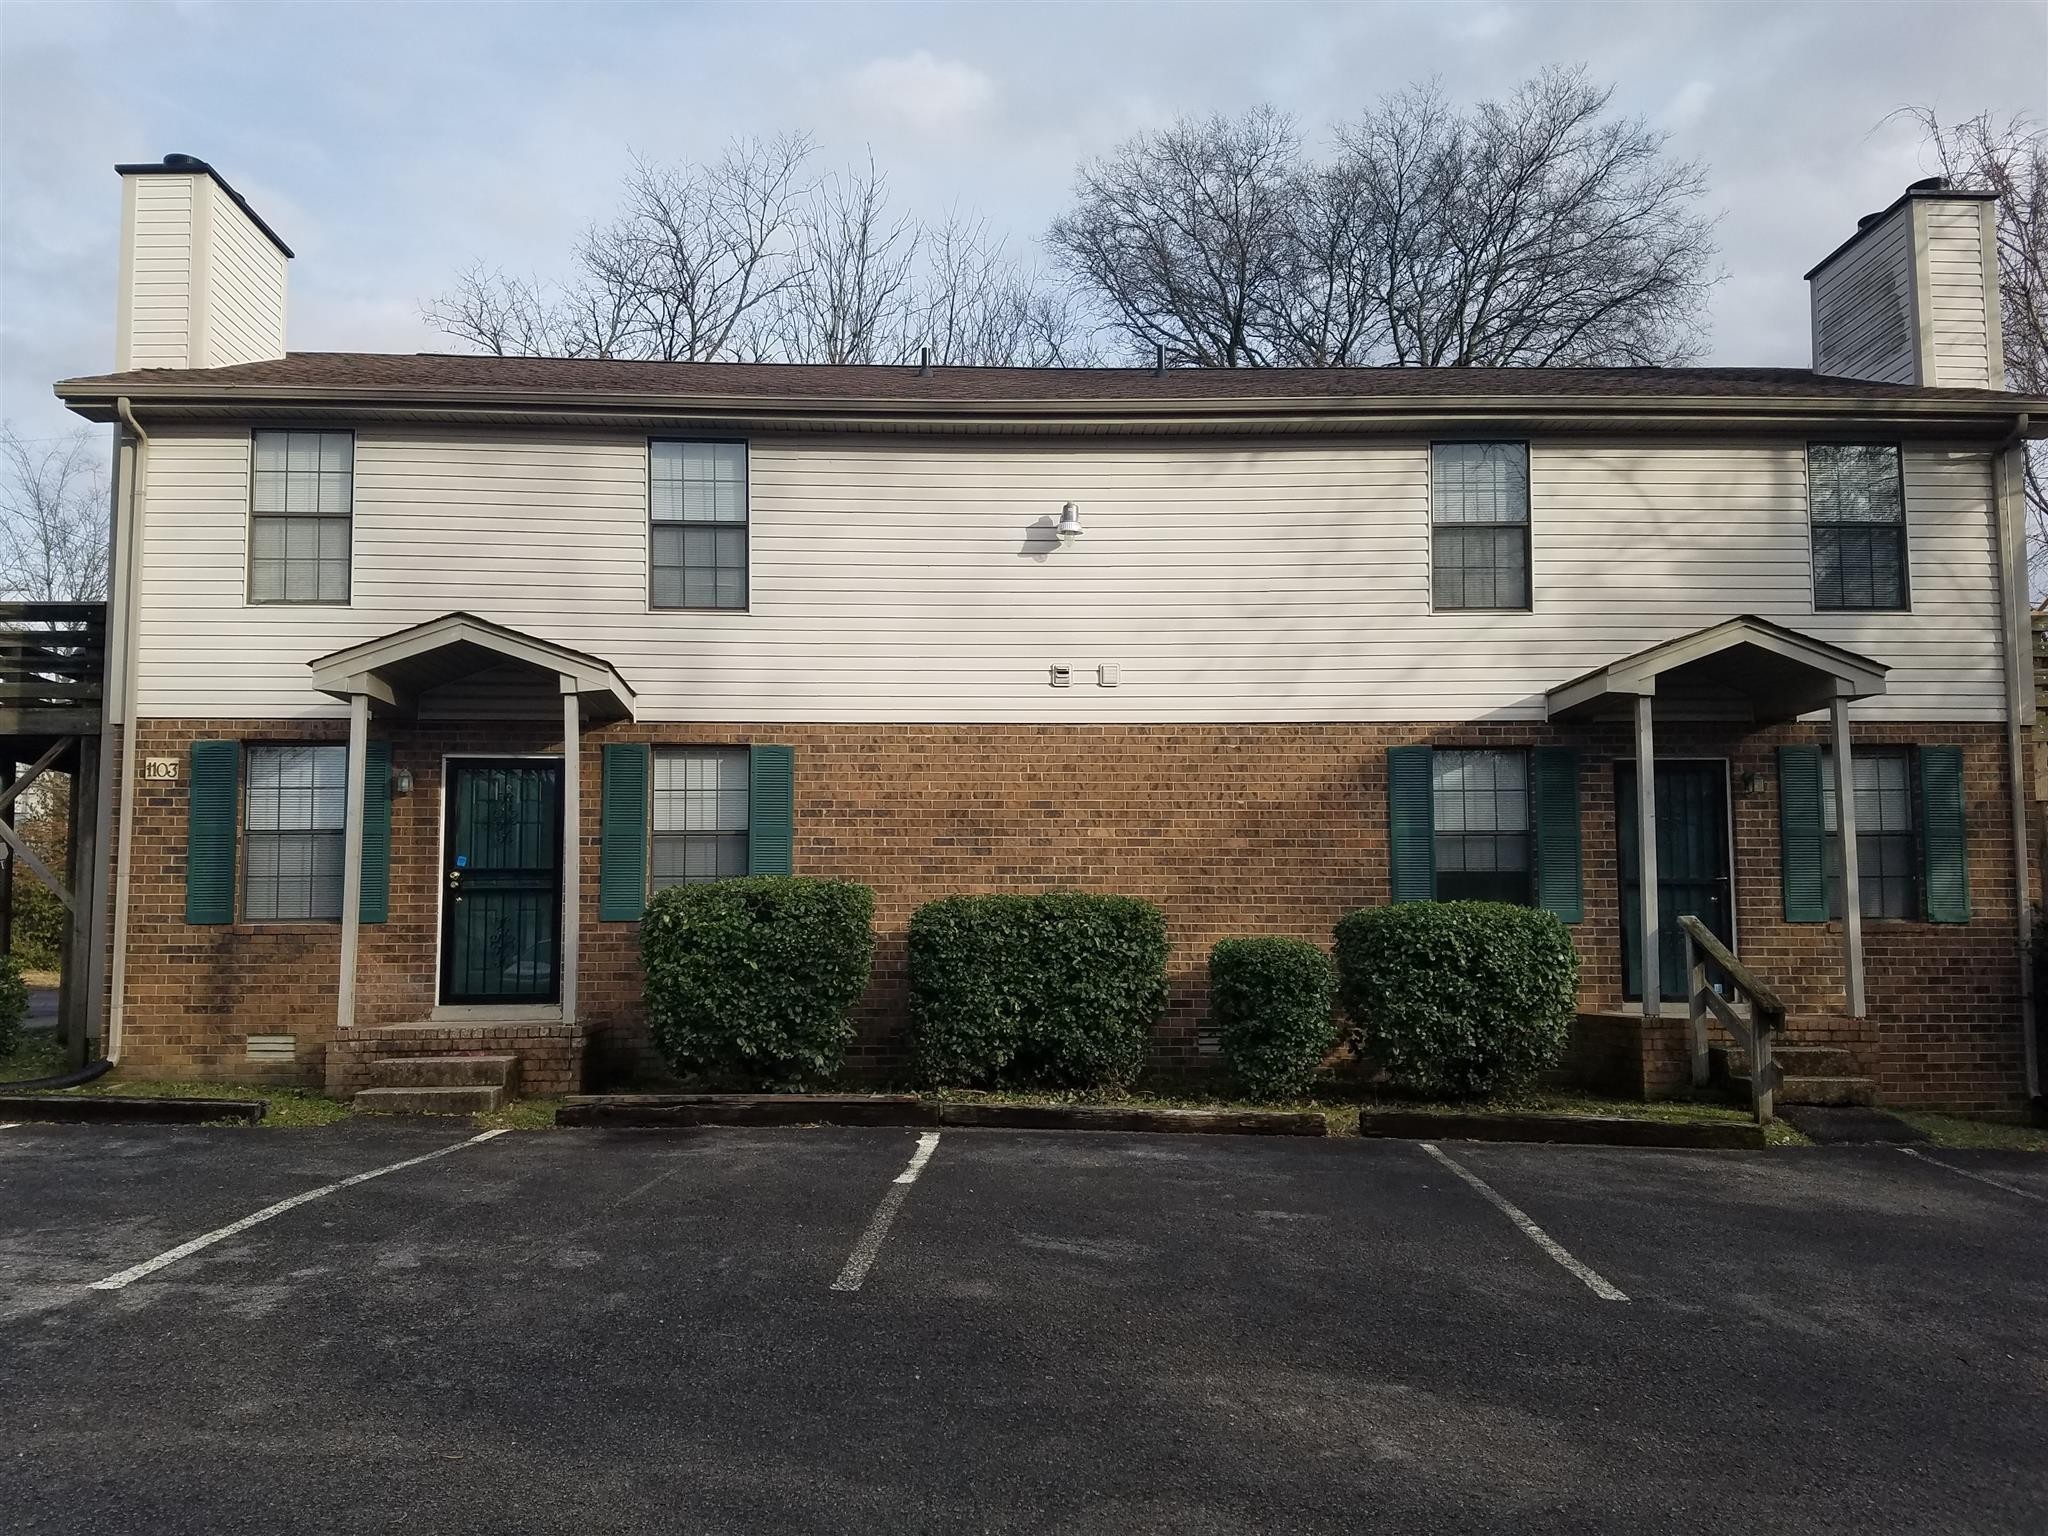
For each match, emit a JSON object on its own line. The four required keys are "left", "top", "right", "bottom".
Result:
{"left": 52, "top": 380, "right": 2048, "bottom": 436}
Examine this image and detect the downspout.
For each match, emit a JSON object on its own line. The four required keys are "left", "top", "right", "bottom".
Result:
{"left": 1992, "top": 412, "right": 2037, "bottom": 1102}
{"left": 105, "top": 396, "right": 150, "bottom": 1067}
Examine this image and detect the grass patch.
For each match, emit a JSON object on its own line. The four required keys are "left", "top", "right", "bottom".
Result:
{"left": 0, "top": 1033, "right": 66, "bottom": 1084}
{"left": 476, "top": 1097, "right": 563, "bottom": 1132}
{"left": 70, "top": 1078, "right": 354, "bottom": 1128}
{"left": 1895, "top": 1112, "right": 2048, "bottom": 1152}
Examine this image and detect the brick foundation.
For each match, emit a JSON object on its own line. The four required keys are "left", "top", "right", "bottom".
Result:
{"left": 110, "top": 716, "right": 2034, "bottom": 1111}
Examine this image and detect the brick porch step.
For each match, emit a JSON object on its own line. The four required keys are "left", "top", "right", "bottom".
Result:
{"left": 355, "top": 1085, "right": 504, "bottom": 1115}
{"left": 1710, "top": 1044, "right": 1876, "bottom": 1107}
{"left": 367, "top": 1053, "right": 519, "bottom": 1091}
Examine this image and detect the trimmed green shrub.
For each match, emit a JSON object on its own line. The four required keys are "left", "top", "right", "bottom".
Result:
{"left": 909, "top": 892, "right": 1168, "bottom": 1092}
{"left": 1333, "top": 901, "right": 1578, "bottom": 1099}
{"left": 0, "top": 951, "right": 26, "bottom": 1060}
{"left": 641, "top": 877, "right": 875, "bottom": 1089}
{"left": 1209, "top": 937, "right": 1338, "bottom": 1102}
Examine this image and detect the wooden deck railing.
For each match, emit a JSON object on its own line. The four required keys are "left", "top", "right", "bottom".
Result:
{"left": 0, "top": 602, "right": 108, "bottom": 732}
{"left": 1679, "top": 914, "right": 1785, "bottom": 1126}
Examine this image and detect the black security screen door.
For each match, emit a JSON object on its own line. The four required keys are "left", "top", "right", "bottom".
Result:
{"left": 441, "top": 760, "right": 563, "bottom": 1005}
{"left": 1617, "top": 761, "right": 1733, "bottom": 1002}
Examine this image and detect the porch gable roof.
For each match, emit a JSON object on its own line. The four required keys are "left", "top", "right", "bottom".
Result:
{"left": 307, "top": 611, "right": 636, "bottom": 720}
{"left": 1545, "top": 615, "right": 1888, "bottom": 725}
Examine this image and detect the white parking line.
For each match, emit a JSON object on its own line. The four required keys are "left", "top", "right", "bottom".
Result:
{"left": 1900, "top": 1146, "right": 2045, "bottom": 1204}
{"left": 0, "top": 1122, "right": 21, "bottom": 1131}
{"left": 1422, "top": 1143, "right": 1630, "bottom": 1302}
{"left": 86, "top": 1128, "right": 510, "bottom": 1292}
{"left": 832, "top": 1131, "right": 941, "bottom": 1293}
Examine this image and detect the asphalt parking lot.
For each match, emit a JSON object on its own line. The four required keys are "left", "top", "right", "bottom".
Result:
{"left": 2, "top": 1121, "right": 2044, "bottom": 1535}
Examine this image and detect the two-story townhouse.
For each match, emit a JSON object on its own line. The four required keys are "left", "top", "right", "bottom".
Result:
{"left": 47, "top": 156, "right": 2048, "bottom": 1110}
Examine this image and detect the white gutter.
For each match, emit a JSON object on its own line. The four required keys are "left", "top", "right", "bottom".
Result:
{"left": 1993, "top": 412, "right": 2037, "bottom": 1101}
{"left": 106, "top": 396, "right": 149, "bottom": 1065}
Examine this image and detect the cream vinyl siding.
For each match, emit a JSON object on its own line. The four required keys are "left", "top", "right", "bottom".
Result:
{"left": 196, "top": 177, "right": 288, "bottom": 367}
{"left": 132, "top": 429, "right": 2008, "bottom": 725}
{"left": 1811, "top": 210, "right": 1916, "bottom": 385}
{"left": 1923, "top": 203, "right": 1997, "bottom": 390}
{"left": 120, "top": 176, "right": 195, "bottom": 370}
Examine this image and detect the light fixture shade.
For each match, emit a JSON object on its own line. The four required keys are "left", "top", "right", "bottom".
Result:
{"left": 1056, "top": 501, "right": 1084, "bottom": 543}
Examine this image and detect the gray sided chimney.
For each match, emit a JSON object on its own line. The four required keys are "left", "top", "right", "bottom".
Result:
{"left": 114, "top": 154, "right": 292, "bottom": 370}
{"left": 1806, "top": 177, "right": 2002, "bottom": 390}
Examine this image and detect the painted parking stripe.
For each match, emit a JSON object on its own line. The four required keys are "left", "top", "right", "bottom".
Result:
{"left": 0, "top": 1122, "right": 20, "bottom": 1131}
{"left": 832, "top": 1131, "right": 941, "bottom": 1293}
{"left": 87, "top": 1128, "right": 510, "bottom": 1292}
{"left": 1900, "top": 1146, "right": 2045, "bottom": 1204}
{"left": 1422, "top": 1143, "right": 1629, "bottom": 1302}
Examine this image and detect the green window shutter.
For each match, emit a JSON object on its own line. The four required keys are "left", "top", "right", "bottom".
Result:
{"left": 185, "top": 740, "right": 239, "bottom": 925}
{"left": 1532, "top": 747, "right": 1583, "bottom": 923}
{"left": 1778, "top": 746, "right": 1827, "bottom": 922}
{"left": 1387, "top": 745, "right": 1435, "bottom": 902}
{"left": 1917, "top": 745, "right": 1972, "bottom": 923}
{"left": 749, "top": 744, "right": 795, "bottom": 875}
{"left": 359, "top": 740, "right": 392, "bottom": 924}
{"left": 599, "top": 744, "right": 649, "bottom": 920}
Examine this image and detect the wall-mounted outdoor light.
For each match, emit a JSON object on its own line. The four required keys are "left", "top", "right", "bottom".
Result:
{"left": 391, "top": 767, "right": 415, "bottom": 797}
{"left": 1056, "top": 501, "right": 1084, "bottom": 545}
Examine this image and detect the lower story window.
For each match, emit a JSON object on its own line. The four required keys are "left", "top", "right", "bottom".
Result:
{"left": 244, "top": 743, "right": 346, "bottom": 920}
{"left": 1822, "top": 747, "right": 1918, "bottom": 919}
{"left": 1432, "top": 748, "right": 1532, "bottom": 904}
{"left": 652, "top": 748, "right": 749, "bottom": 888}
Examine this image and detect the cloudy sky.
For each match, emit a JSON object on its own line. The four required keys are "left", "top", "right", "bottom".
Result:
{"left": 2, "top": 0, "right": 2042, "bottom": 443}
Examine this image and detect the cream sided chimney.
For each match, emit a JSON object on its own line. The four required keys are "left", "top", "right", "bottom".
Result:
{"left": 114, "top": 154, "right": 292, "bottom": 370}
{"left": 1806, "top": 177, "right": 2003, "bottom": 390}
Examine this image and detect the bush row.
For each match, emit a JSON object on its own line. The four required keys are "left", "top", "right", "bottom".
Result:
{"left": 637, "top": 881, "right": 1577, "bottom": 1101}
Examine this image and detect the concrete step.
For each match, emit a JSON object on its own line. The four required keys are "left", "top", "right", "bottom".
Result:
{"left": 367, "top": 1053, "right": 518, "bottom": 1090}
{"left": 1716, "top": 1043, "right": 1859, "bottom": 1079}
{"left": 1729, "top": 1073, "right": 1876, "bottom": 1108}
{"left": 354, "top": 1085, "right": 504, "bottom": 1115}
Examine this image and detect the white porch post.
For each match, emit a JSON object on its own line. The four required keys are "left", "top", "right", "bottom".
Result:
{"left": 1829, "top": 695, "right": 1867, "bottom": 1018}
{"left": 560, "top": 682, "right": 581, "bottom": 1025}
{"left": 1635, "top": 692, "right": 1661, "bottom": 1020}
{"left": 336, "top": 690, "right": 370, "bottom": 1034}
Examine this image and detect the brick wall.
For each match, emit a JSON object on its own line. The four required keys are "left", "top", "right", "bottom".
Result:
{"left": 112, "top": 716, "right": 2032, "bottom": 1110}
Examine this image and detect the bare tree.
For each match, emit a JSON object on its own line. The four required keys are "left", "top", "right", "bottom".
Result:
{"left": 766, "top": 155, "right": 919, "bottom": 365}
{"left": 1048, "top": 107, "right": 1302, "bottom": 367}
{"left": 911, "top": 212, "right": 1098, "bottom": 367}
{"left": 1048, "top": 70, "right": 1720, "bottom": 369}
{"left": 0, "top": 424, "right": 108, "bottom": 603}
{"left": 423, "top": 134, "right": 815, "bottom": 361}
{"left": 1901, "top": 108, "right": 2047, "bottom": 569}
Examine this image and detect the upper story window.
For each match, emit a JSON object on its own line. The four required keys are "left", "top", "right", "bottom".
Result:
{"left": 651, "top": 747, "right": 749, "bottom": 888}
{"left": 651, "top": 440, "right": 748, "bottom": 610}
{"left": 1809, "top": 444, "right": 1907, "bottom": 611}
{"left": 1430, "top": 442, "right": 1530, "bottom": 611}
{"left": 1821, "top": 746, "right": 1918, "bottom": 920}
{"left": 244, "top": 743, "right": 347, "bottom": 921}
{"left": 1431, "top": 748, "right": 1532, "bottom": 904}
{"left": 250, "top": 430, "right": 352, "bottom": 604}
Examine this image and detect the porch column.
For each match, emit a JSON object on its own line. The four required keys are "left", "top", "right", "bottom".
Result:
{"left": 560, "top": 682, "right": 581, "bottom": 1025}
{"left": 336, "top": 690, "right": 370, "bottom": 1034}
{"left": 1829, "top": 695, "right": 1867, "bottom": 1017}
{"left": 1635, "top": 692, "right": 1661, "bottom": 1019}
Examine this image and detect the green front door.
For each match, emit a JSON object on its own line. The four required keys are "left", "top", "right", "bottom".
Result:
{"left": 1616, "top": 760, "right": 1733, "bottom": 1002}
{"left": 441, "top": 759, "right": 563, "bottom": 1005}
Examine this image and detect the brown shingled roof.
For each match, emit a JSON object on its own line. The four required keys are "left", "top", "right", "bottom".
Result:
{"left": 53, "top": 350, "right": 2031, "bottom": 404}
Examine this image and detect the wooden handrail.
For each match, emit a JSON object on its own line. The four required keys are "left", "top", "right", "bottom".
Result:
{"left": 1676, "top": 914, "right": 1785, "bottom": 1017}
{"left": 1680, "top": 913, "right": 1783, "bottom": 1125}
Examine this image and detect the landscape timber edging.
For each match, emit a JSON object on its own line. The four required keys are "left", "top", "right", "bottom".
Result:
{"left": 555, "top": 1094, "right": 1327, "bottom": 1136}
{"left": 0, "top": 1093, "right": 267, "bottom": 1125}
{"left": 1356, "top": 1108, "right": 1764, "bottom": 1149}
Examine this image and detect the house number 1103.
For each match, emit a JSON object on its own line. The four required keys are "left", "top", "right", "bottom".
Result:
{"left": 143, "top": 758, "right": 179, "bottom": 782}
